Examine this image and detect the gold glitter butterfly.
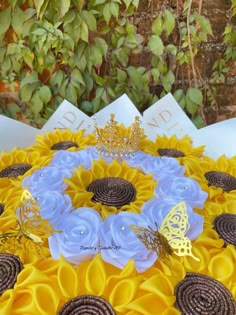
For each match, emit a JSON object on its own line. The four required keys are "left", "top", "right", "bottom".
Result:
{"left": 0, "top": 190, "right": 56, "bottom": 257}
{"left": 130, "top": 202, "right": 199, "bottom": 261}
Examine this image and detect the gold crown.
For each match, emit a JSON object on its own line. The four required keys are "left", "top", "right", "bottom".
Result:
{"left": 94, "top": 114, "right": 143, "bottom": 158}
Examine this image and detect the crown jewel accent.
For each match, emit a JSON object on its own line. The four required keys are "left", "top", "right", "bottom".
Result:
{"left": 94, "top": 114, "right": 143, "bottom": 158}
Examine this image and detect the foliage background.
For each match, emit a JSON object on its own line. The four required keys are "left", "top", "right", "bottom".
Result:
{"left": 0, "top": 0, "right": 235, "bottom": 128}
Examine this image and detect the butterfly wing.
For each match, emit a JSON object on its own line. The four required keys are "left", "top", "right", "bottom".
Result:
{"left": 19, "top": 190, "right": 56, "bottom": 243}
{"left": 159, "top": 202, "right": 199, "bottom": 261}
{"left": 0, "top": 190, "right": 56, "bottom": 257}
{"left": 129, "top": 224, "right": 173, "bottom": 259}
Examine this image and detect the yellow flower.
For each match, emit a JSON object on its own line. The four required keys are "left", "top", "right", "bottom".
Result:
{"left": 184, "top": 155, "right": 236, "bottom": 203}
{"left": 0, "top": 149, "right": 49, "bottom": 194}
{"left": 141, "top": 135, "right": 204, "bottom": 162}
{"left": 65, "top": 158, "right": 157, "bottom": 218}
{"left": 28, "top": 129, "right": 95, "bottom": 157}
{"left": 42, "top": 254, "right": 183, "bottom": 314}
{"left": 0, "top": 261, "right": 61, "bottom": 315}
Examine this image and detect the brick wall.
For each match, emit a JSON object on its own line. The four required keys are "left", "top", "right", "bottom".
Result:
{"left": 132, "top": 0, "right": 235, "bottom": 124}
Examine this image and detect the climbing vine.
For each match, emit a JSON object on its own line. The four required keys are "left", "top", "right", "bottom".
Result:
{"left": 0, "top": 0, "right": 233, "bottom": 127}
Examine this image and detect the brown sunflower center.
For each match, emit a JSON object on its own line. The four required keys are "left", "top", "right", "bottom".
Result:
{"left": 0, "top": 253, "right": 23, "bottom": 296}
{"left": 204, "top": 171, "right": 236, "bottom": 192}
{"left": 87, "top": 177, "right": 136, "bottom": 208}
{"left": 157, "top": 148, "right": 185, "bottom": 158}
{"left": 0, "top": 163, "right": 32, "bottom": 178}
{"left": 51, "top": 141, "right": 79, "bottom": 150}
{"left": 58, "top": 295, "right": 116, "bottom": 315}
{"left": 175, "top": 272, "right": 236, "bottom": 314}
{"left": 213, "top": 214, "right": 236, "bottom": 246}
{"left": 0, "top": 203, "right": 4, "bottom": 215}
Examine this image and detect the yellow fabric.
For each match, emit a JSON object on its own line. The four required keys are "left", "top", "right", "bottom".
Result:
{"left": 0, "top": 133, "right": 235, "bottom": 314}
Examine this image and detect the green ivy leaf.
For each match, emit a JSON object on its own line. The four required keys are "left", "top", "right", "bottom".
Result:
{"left": 110, "top": 2, "right": 119, "bottom": 19}
{"left": 94, "top": 37, "right": 108, "bottom": 57}
{"left": 191, "top": 114, "right": 204, "bottom": 128}
{"left": 152, "top": 15, "right": 163, "bottom": 36}
{"left": 31, "top": 92, "right": 44, "bottom": 117}
{"left": 185, "top": 97, "right": 199, "bottom": 115}
{"left": 0, "top": 7, "right": 11, "bottom": 40}
{"left": 163, "top": 10, "right": 175, "bottom": 36}
{"left": 33, "top": 0, "right": 45, "bottom": 18}
{"left": 80, "top": 20, "right": 89, "bottom": 42}
{"left": 173, "top": 89, "right": 186, "bottom": 109}
{"left": 66, "top": 84, "right": 78, "bottom": 104}
{"left": 71, "top": 68, "right": 85, "bottom": 87}
{"left": 103, "top": 3, "right": 112, "bottom": 24}
{"left": 94, "top": 0, "right": 106, "bottom": 5}
{"left": 81, "top": 10, "right": 97, "bottom": 32}
{"left": 20, "top": 71, "right": 40, "bottom": 88}
{"left": 148, "top": 35, "right": 164, "bottom": 56}
{"left": 57, "top": 0, "right": 71, "bottom": 18}
{"left": 38, "top": 85, "right": 52, "bottom": 103}
{"left": 194, "top": 14, "right": 213, "bottom": 36}
{"left": 23, "top": 48, "right": 34, "bottom": 69}
{"left": 50, "top": 70, "right": 64, "bottom": 89}
{"left": 187, "top": 87, "right": 203, "bottom": 105}
{"left": 117, "top": 68, "right": 127, "bottom": 82}
{"left": 6, "top": 103, "right": 20, "bottom": 119}
{"left": 81, "top": 100, "right": 93, "bottom": 113}
{"left": 20, "top": 84, "right": 38, "bottom": 102}
{"left": 151, "top": 68, "right": 160, "bottom": 83}
{"left": 12, "top": 7, "right": 35, "bottom": 37}
{"left": 162, "top": 70, "right": 175, "bottom": 92}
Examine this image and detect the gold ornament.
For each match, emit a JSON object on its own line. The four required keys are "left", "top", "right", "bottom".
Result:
{"left": 94, "top": 114, "right": 143, "bottom": 158}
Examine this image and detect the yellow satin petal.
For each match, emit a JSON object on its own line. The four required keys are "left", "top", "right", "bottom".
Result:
{"left": 140, "top": 274, "right": 175, "bottom": 304}
{"left": 0, "top": 209, "right": 16, "bottom": 232}
{"left": 110, "top": 277, "right": 142, "bottom": 312}
{"left": 107, "top": 259, "right": 137, "bottom": 288}
{"left": 107, "top": 160, "right": 122, "bottom": 177}
{"left": 31, "top": 283, "right": 59, "bottom": 314}
{"left": 85, "top": 254, "right": 106, "bottom": 296}
{"left": 208, "top": 250, "right": 235, "bottom": 285}
{"left": 162, "top": 307, "right": 181, "bottom": 315}
{"left": 91, "top": 160, "right": 105, "bottom": 178}
{"left": 182, "top": 245, "right": 210, "bottom": 273}
{"left": 35, "top": 257, "right": 60, "bottom": 276}
{"left": 11, "top": 288, "right": 36, "bottom": 314}
{"left": 127, "top": 292, "right": 172, "bottom": 315}
{"left": 0, "top": 289, "right": 15, "bottom": 315}
{"left": 15, "top": 265, "right": 51, "bottom": 289}
{"left": 194, "top": 228, "right": 224, "bottom": 249}
{"left": 57, "top": 257, "right": 79, "bottom": 298}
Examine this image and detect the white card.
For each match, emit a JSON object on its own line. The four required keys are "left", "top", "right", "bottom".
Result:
{"left": 92, "top": 94, "right": 142, "bottom": 128}
{"left": 190, "top": 118, "right": 236, "bottom": 159}
{"left": 142, "top": 93, "right": 197, "bottom": 139}
{"left": 0, "top": 115, "right": 40, "bottom": 152}
{"left": 41, "top": 100, "right": 92, "bottom": 134}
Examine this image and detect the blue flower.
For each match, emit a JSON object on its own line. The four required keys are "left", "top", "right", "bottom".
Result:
{"left": 48, "top": 207, "right": 102, "bottom": 265}
{"left": 23, "top": 166, "right": 67, "bottom": 194}
{"left": 140, "top": 156, "right": 185, "bottom": 180}
{"left": 33, "top": 191, "right": 73, "bottom": 227}
{"left": 98, "top": 211, "right": 157, "bottom": 272}
{"left": 155, "top": 175, "right": 208, "bottom": 208}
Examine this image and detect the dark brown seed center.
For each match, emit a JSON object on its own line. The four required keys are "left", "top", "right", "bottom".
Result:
{"left": 87, "top": 177, "right": 136, "bottom": 208}
{"left": 175, "top": 272, "right": 236, "bottom": 315}
{"left": 157, "top": 148, "right": 185, "bottom": 158}
{"left": 51, "top": 141, "right": 79, "bottom": 150}
{"left": 204, "top": 171, "right": 236, "bottom": 192}
{"left": 213, "top": 214, "right": 236, "bottom": 246}
{"left": 0, "top": 163, "right": 32, "bottom": 178}
{"left": 0, "top": 203, "right": 4, "bottom": 215}
{"left": 0, "top": 253, "right": 23, "bottom": 296}
{"left": 58, "top": 295, "right": 116, "bottom": 315}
